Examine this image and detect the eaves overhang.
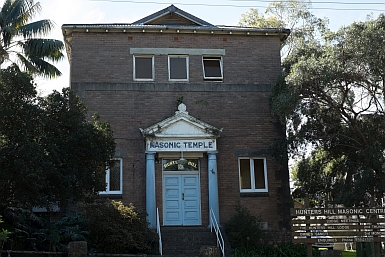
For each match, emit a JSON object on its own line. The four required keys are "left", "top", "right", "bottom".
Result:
{"left": 61, "top": 23, "right": 290, "bottom": 62}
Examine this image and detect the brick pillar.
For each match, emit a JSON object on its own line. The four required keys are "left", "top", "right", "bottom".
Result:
{"left": 68, "top": 241, "right": 87, "bottom": 257}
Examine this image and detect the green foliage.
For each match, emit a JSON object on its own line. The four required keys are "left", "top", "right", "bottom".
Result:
{"left": 270, "top": 13, "right": 385, "bottom": 206}
{"left": 238, "top": 8, "right": 283, "bottom": 28}
{"left": 82, "top": 200, "right": 158, "bottom": 254}
{"left": 232, "top": 242, "right": 320, "bottom": 257}
{"left": 291, "top": 149, "right": 345, "bottom": 205}
{"left": 177, "top": 96, "right": 183, "bottom": 105}
{"left": 0, "top": 65, "right": 116, "bottom": 209}
{"left": 0, "top": 206, "right": 87, "bottom": 251}
{"left": 225, "top": 205, "right": 267, "bottom": 250}
{"left": 0, "top": 216, "right": 11, "bottom": 250}
{"left": 238, "top": 0, "right": 329, "bottom": 56}
{"left": 0, "top": 0, "right": 64, "bottom": 78}
{"left": 34, "top": 214, "right": 88, "bottom": 252}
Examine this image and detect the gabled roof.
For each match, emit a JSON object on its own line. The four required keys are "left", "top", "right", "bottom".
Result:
{"left": 140, "top": 103, "right": 222, "bottom": 139}
{"left": 132, "top": 5, "right": 215, "bottom": 27}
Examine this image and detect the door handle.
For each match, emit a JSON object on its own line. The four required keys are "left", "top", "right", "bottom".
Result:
{"left": 182, "top": 193, "right": 184, "bottom": 200}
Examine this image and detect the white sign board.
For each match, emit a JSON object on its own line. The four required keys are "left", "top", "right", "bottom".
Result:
{"left": 146, "top": 139, "right": 217, "bottom": 152}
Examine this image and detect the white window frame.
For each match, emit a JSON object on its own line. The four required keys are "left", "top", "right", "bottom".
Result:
{"left": 133, "top": 55, "right": 154, "bottom": 81}
{"left": 99, "top": 158, "right": 123, "bottom": 195}
{"left": 202, "top": 56, "right": 223, "bottom": 80}
{"left": 238, "top": 157, "right": 268, "bottom": 193}
{"left": 168, "top": 55, "right": 189, "bottom": 82}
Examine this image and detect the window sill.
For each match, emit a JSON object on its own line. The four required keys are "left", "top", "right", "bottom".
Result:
{"left": 98, "top": 194, "right": 123, "bottom": 199}
{"left": 240, "top": 192, "right": 269, "bottom": 197}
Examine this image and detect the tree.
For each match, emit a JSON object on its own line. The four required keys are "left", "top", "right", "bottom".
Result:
{"left": 291, "top": 149, "right": 345, "bottom": 206}
{"left": 238, "top": 0, "right": 329, "bottom": 56}
{"left": 271, "top": 14, "right": 385, "bottom": 206}
{"left": 0, "top": 0, "right": 64, "bottom": 78}
{"left": 238, "top": 8, "right": 283, "bottom": 28}
{"left": 0, "top": 65, "right": 116, "bottom": 208}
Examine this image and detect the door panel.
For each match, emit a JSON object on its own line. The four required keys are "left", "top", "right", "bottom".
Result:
{"left": 164, "top": 176, "right": 182, "bottom": 225}
{"left": 163, "top": 174, "right": 200, "bottom": 225}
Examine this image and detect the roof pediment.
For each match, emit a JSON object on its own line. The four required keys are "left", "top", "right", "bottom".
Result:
{"left": 132, "top": 5, "right": 215, "bottom": 27}
{"left": 140, "top": 103, "right": 222, "bottom": 139}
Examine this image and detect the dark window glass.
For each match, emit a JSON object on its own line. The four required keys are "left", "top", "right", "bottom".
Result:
{"left": 169, "top": 57, "right": 187, "bottom": 80}
{"left": 203, "top": 57, "right": 222, "bottom": 79}
{"left": 135, "top": 57, "right": 153, "bottom": 80}
{"left": 254, "top": 159, "right": 266, "bottom": 189}
{"left": 240, "top": 159, "right": 251, "bottom": 189}
{"left": 109, "top": 160, "right": 121, "bottom": 191}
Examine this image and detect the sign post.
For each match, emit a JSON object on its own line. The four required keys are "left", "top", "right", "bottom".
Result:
{"left": 304, "top": 197, "right": 313, "bottom": 257}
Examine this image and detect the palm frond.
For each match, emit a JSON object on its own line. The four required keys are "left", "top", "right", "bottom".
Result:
{"left": 1, "top": 25, "right": 18, "bottom": 46}
{"left": 0, "top": 0, "right": 61, "bottom": 78}
{"left": 11, "top": 0, "right": 42, "bottom": 28}
{"left": 0, "top": 0, "right": 42, "bottom": 45}
{"left": 19, "top": 19, "right": 54, "bottom": 38}
{"left": 21, "top": 38, "right": 64, "bottom": 62}
{"left": 16, "top": 52, "right": 39, "bottom": 73}
{"left": 18, "top": 53, "right": 62, "bottom": 78}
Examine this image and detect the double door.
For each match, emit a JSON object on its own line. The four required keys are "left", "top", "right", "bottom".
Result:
{"left": 163, "top": 174, "right": 201, "bottom": 225}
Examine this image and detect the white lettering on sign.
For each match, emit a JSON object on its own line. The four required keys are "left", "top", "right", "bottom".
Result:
{"left": 318, "top": 238, "right": 337, "bottom": 243}
{"left": 147, "top": 139, "right": 216, "bottom": 151}
{"left": 365, "top": 208, "right": 385, "bottom": 214}
{"left": 337, "top": 209, "right": 363, "bottom": 215}
{"left": 295, "top": 209, "right": 322, "bottom": 215}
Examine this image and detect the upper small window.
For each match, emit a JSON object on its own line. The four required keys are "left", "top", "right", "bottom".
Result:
{"left": 202, "top": 56, "right": 223, "bottom": 81}
{"left": 169, "top": 55, "right": 189, "bottom": 81}
{"left": 100, "top": 159, "right": 123, "bottom": 195}
{"left": 239, "top": 158, "right": 268, "bottom": 193}
{"left": 134, "top": 55, "right": 154, "bottom": 81}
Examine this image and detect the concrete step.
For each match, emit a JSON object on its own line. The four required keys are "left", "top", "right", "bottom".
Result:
{"left": 160, "top": 226, "right": 217, "bottom": 257}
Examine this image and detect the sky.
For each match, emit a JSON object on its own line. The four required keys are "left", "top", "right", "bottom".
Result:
{"left": 32, "top": 0, "right": 385, "bottom": 95}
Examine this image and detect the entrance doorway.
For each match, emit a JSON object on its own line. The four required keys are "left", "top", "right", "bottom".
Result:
{"left": 163, "top": 174, "right": 201, "bottom": 225}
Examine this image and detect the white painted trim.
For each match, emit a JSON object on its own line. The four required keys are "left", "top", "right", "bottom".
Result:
{"left": 158, "top": 152, "right": 204, "bottom": 158}
{"left": 130, "top": 48, "right": 225, "bottom": 56}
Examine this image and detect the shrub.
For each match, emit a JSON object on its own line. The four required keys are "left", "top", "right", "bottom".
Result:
{"left": 225, "top": 205, "right": 268, "bottom": 250}
{"left": 0, "top": 206, "right": 87, "bottom": 251}
{"left": 82, "top": 200, "right": 158, "bottom": 254}
{"left": 0, "top": 216, "right": 11, "bottom": 250}
{"left": 232, "top": 242, "right": 320, "bottom": 257}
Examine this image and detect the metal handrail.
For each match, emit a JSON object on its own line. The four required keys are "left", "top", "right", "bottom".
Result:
{"left": 210, "top": 208, "right": 225, "bottom": 256}
{"left": 156, "top": 208, "right": 162, "bottom": 256}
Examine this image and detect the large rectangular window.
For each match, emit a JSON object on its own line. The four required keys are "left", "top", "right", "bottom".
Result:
{"left": 169, "top": 55, "right": 188, "bottom": 81}
{"left": 134, "top": 55, "right": 154, "bottom": 81}
{"left": 202, "top": 56, "right": 223, "bottom": 81}
{"left": 239, "top": 158, "right": 268, "bottom": 193}
{"left": 100, "top": 159, "right": 123, "bottom": 194}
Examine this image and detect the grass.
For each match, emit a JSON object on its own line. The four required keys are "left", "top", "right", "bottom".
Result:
{"left": 342, "top": 250, "right": 356, "bottom": 257}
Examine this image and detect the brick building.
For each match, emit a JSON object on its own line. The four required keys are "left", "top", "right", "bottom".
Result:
{"left": 62, "top": 5, "right": 291, "bottom": 231}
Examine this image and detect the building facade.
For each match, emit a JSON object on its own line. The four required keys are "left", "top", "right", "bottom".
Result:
{"left": 62, "top": 5, "right": 291, "bottom": 231}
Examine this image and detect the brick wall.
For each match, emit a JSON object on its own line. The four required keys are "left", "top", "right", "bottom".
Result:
{"left": 70, "top": 32, "right": 281, "bottom": 85}
{"left": 70, "top": 31, "right": 290, "bottom": 231}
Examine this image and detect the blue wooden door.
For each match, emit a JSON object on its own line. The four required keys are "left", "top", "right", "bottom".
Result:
{"left": 163, "top": 174, "right": 200, "bottom": 225}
